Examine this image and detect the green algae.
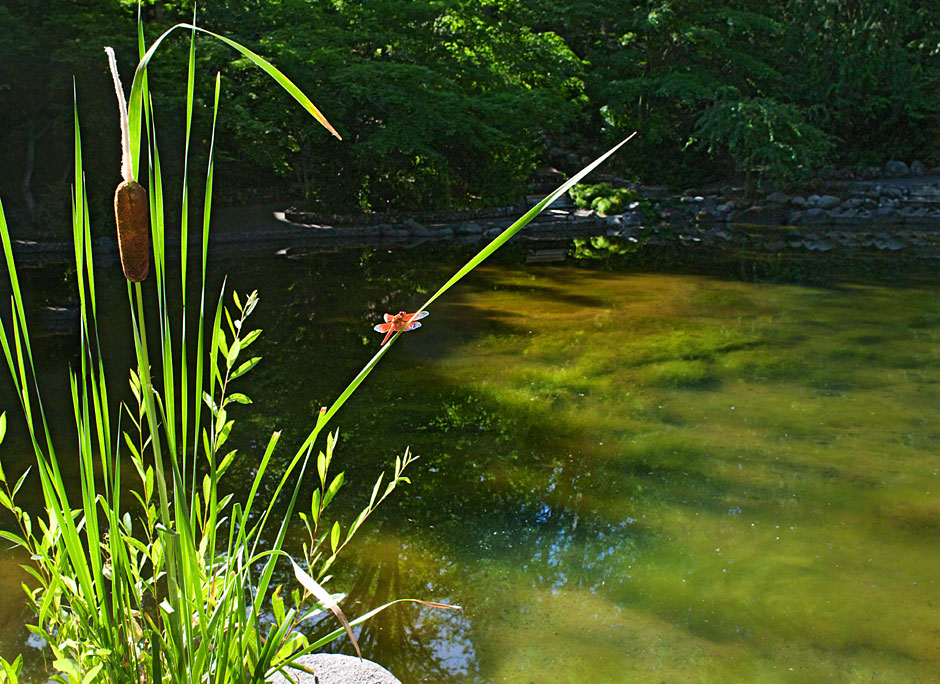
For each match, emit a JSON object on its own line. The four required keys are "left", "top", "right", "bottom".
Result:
{"left": 1, "top": 253, "right": 938, "bottom": 683}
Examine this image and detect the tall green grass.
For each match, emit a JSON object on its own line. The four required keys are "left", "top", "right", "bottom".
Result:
{"left": 0, "top": 12, "right": 630, "bottom": 684}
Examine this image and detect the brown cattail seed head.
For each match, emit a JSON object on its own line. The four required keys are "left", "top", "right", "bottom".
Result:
{"left": 113, "top": 180, "right": 150, "bottom": 282}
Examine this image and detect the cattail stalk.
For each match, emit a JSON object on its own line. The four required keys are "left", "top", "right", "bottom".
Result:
{"left": 106, "top": 47, "right": 149, "bottom": 282}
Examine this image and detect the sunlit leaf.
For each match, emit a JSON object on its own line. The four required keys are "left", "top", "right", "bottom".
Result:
{"left": 223, "top": 392, "right": 252, "bottom": 406}
{"left": 321, "top": 473, "right": 344, "bottom": 510}
{"left": 240, "top": 328, "right": 262, "bottom": 349}
{"left": 230, "top": 356, "right": 260, "bottom": 380}
{"left": 330, "top": 521, "right": 340, "bottom": 554}
{"left": 11, "top": 467, "right": 29, "bottom": 497}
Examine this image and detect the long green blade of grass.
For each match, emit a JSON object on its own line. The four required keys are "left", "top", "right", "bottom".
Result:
{"left": 126, "top": 22, "right": 339, "bottom": 180}
{"left": 295, "top": 133, "right": 637, "bottom": 457}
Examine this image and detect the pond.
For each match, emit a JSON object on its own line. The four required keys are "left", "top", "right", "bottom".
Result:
{"left": 0, "top": 237, "right": 938, "bottom": 683}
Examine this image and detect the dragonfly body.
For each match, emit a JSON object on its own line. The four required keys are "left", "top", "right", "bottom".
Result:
{"left": 374, "top": 310, "right": 429, "bottom": 345}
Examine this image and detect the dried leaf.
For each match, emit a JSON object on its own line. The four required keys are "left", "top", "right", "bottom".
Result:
{"left": 291, "top": 559, "right": 361, "bottom": 659}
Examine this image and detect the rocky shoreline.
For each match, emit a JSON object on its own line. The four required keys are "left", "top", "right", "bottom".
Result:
{"left": 7, "top": 164, "right": 940, "bottom": 264}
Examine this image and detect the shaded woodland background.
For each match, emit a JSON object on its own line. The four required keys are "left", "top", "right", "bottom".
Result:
{"left": 1, "top": 0, "right": 938, "bottom": 231}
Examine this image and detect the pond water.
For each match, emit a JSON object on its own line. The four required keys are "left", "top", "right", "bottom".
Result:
{"left": 0, "top": 239, "right": 938, "bottom": 683}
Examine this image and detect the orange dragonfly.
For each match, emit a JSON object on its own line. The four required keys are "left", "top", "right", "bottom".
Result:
{"left": 374, "top": 310, "right": 429, "bottom": 345}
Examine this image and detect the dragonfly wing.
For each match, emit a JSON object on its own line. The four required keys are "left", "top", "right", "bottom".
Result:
{"left": 374, "top": 323, "right": 392, "bottom": 333}
{"left": 408, "top": 311, "right": 429, "bottom": 321}
{"left": 384, "top": 313, "right": 395, "bottom": 322}
{"left": 404, "top": 321, "right": 422, "bottom": 331}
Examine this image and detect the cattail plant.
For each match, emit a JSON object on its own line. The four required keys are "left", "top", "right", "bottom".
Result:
{"left": 0, "top": 9, "right": 631, "bottom": 684}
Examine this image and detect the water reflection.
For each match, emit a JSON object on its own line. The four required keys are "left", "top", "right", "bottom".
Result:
{"left": 1, "top": 241, "right": 939, "bottom": 682}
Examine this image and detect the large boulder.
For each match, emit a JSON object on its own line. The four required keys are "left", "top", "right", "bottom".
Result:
{"left": 268, "top": 654, "right": 401, "bottom": 684}
{"left": 885, "top": 160, "right": 909, "bottom": 177}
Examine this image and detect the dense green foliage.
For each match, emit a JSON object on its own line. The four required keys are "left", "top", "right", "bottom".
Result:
{"left": 1, "top": 0, "right": 938, "bottom": 227}
{"left": 569, "top": 182, "right": 640, "bottom": 215}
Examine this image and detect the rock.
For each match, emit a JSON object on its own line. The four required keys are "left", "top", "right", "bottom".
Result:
{"left": 790, "top": 196, "right": 807, "bottom": 207}
{"left": 806, "top": 239, "right": 834, "bottom": 252}
{"left": 455, "top": 221, "right": 483, "bottom": 235}
{"left": 874, "top": 237, "right": 905, "bottom": 251}
{"left": 433, "top": 227, "right": 455, "bottom": 238}
{"left": 787, "top": 210, "right": 803, "bottom": 225}
{"left": 404, "top": 218, "right": 430, "bottom": 236}
{"left": 885, "top": 160, "right": 909, "bottom": 177}
{"left": 615, "top": 211, "right": 642, "bottom": 227}
{"left": 806, "top": 194, "right": 822, "bottom": 207}
{"left": 910, "top": 159, "right": 926, "bottom": 175}
{"left": 267, "top": 654, "right": 402, "bottom": 684}
{"left": 716, "top": 201, "right": 736, "bottom": 213}
{"left": 802, "top": 207, "right": 832, "bottom": 225}
{"left": 840, "top": 198, "right": 864, "bottom": 209}
{"left": 766, "top": 191, "right": 790, "bottom": 204}
{"left": 734, "top": 204, "right": 787, "bottom": 225}
{"left": 817, "top": 195, "right": 841, "bottom": 210}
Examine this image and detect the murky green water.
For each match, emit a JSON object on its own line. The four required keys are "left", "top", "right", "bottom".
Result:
{"left": 1, "top": 243, "right": 938, "bottom": 682}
